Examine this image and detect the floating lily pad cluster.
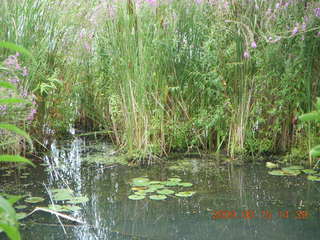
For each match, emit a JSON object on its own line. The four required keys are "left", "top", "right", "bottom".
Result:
{"left": 266, "top": 163, "right": 320, "bottom": 181}
{"left": 128, "top": 177, "right": 196, "bottom": 200}
{"left": 14, "top": 189, "right": 88, "bottom": 216}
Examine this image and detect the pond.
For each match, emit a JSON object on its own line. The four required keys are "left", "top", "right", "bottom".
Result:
{"left": 1, "top": 138, "right": 320, "bottom": 240}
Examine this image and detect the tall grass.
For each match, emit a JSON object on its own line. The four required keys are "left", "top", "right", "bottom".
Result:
{"left": 1, "top": 0, "right": 320, "bottom": 163}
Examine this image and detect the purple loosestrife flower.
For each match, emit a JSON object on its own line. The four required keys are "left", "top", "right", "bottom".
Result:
{"left": 146, "top": 0, "right": 157, "bottom": 7}
{"left": 251, "top": 41, "right": 257, "bottom": 48}
{"left": 291, "top": 26, "right": 298, "bottom": 36}
{"left": 315, "top": 8, "right": 320, "bottom": 18}
{"left": 195, "top": 0, "right": 203, "bottom": 4}
{"left": 27, "top": 108, "right": 37, "bottom": 121}
{"left": 22, "top": 67, "right": 28, "bottom": 77}
{"left": 0, "top": 105, "right": 7, "bottom": 115}
{"left": 243, "top": 51, "right": 250, "bottom": 59}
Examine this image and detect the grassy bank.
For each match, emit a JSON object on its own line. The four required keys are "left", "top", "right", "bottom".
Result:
{"left": 1, "top": 0, "right": 320, "bottom": 164}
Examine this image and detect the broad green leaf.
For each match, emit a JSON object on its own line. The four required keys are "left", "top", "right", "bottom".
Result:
{"left": 66, "top": 196, "right": 89, "bottom": 204}
{"left": 175, "top": 191, "right": 196, "bottom": 198}
{"left": 178, "top": 182, "right": 193, "bottom": 187}
{"left": 310, "top": 145, "right": 320, "bottom": 157}
{"left": 157, "top": 189, "right": 175, "bottom": 195}
{"left": 0, "top": 155, "right": 34, "bottom": 167}
{"left": 149, "top": 195, "right": 167, "bottom": 200}
{"left": 307, "top": 175, "right": 320, "bottom": 181}
{"left": 0, "top": 223, "right": 20, "bottom": 240}
{"left": 266, "top": 162, "right": 278, "bottom": 169}
{"left": 128, "top": 195, "right": 145, "bottom": 200}
{"left": 302, "top": 169, "right": 317, "bottom": 175}
{"left": 316, "top": 97, "right": 320, "bottom": 110}
{"left": 0, "top": 98, "right": 30, "bottom": 105}
{"left": 0, "top": 81, "right": 16, "bottom": 90}
{"left": 24, "top": 197, "right": 45, "bottom": 203}
{"left": 299, "top": 111, "right": 320, "bottom": 122}
{"left": 268, "top": 170, "right": 285, "bottom": 176}
{"left": 0, "top": 41, "right": 34, "bottom": 61}
{"left": 0, "top": 124, "right": 33, "bottom": 150}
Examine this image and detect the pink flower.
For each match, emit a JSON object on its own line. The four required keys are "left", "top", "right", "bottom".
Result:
{"left": 243, "top": 51, "right": 250, "bottom": 59}
{"left": 146, "top": 0, "right": 157, "bottom": 7}
{"left": 251, "top": 41, "right": 257, "bottom": 48}
{"left": 291, "top": 26, "right": 298, "bottom": 36}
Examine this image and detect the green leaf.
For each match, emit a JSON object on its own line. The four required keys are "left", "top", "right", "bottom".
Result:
{"left": 0, "top": 223, "right": 21, "bottom": 240}
{"left": 299, "top": 111, "right": 320, "bottom": 122}
{"left": 0, "top": 98, "right": 30, "bottom": 105}
{"left": 0, "top": 81, "right": 16, "bottom": 90}
{"left": 0, "top": 196, "right": 21, "bottom": 240}
{"left": 0, "top": 41, "right": 34, "bottom": 61}
{"left": 178, "top": 182, "right": 193, "bottom": 187}
{"left": 307, "top": 175, "right": 320, "bottom": 181}
{"left": 268, "top": 170, "right": 286, "bottom": 176}
{"left": 0, "top": 155, "right": 34, "bottom": 167}
{"left": 0, "top": 123, "right": 33, "bottom": 150}
{"left": 175, "top": 191, "right": 196, "bottom": 198}
{"left": 316, "top": 97, "right": 320, "bottom": 110}
{"left": 310, "top": 145, "right": 320, "bottom": 157}
{"left": 157, "top": 189, "right": 175, "bottom": 195}
{"left": 24, "top": 197, "right": 45, "bottom": 203}
{"left": 302, "top": 169, "right": 317, "bottom": 175}
{"left": 128, "top": 195, "right": 145, "bottom": 200}
{"left": 149, "top": 195, "right": 167, "bottom": 200}
{"left": 66, "top": 196, "right": 89, "bottom": 204}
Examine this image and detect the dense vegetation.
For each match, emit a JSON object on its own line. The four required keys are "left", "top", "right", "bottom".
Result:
{"left": 1, "top": 0, "right": 320, "bottom": 163}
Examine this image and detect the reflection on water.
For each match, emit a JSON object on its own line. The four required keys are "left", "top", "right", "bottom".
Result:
{"left": 1, "top": 138, "right": 320, "bottom": 240}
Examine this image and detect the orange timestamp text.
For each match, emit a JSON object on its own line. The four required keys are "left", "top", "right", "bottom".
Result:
{"left": 210, "top": 209, "right": 309, "bottom": 220}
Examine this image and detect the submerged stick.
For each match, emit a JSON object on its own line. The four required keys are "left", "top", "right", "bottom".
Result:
{"left": 26, "top": 207, "right": 85, "bottom": 224}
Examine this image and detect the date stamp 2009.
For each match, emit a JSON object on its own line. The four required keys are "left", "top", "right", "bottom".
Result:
{"left": 210, "top": 210, "right": 309, "bottom": 220}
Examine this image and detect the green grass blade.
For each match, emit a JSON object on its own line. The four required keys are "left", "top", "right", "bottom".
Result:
{"left": 0, "top": 41, "right": 34, "bottom": 61}
{"left": 0, "top": 155, "right": 34, "bottom": 167}
{"left": 299, "top": 112, "right": 320, "bottom": 122}
{"left": 0, "top": 81, "right": 16, "bottom": 90}
{"left": 0, "top": 123, "right": 33, "bottom": 150}
{"left": 0, "top": 98, "right": 30, "bottom": 105}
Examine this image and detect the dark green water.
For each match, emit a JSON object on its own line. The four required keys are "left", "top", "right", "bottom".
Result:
{"left": 1, "top": 138, "right": 320, "bottom": 240}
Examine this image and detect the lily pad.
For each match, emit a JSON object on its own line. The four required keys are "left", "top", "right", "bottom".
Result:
{"left": 285, "top": 165, "right": 304, "bottom": 170}
{"left": 175, "top": 191, "right": 196, "bottom": 198}
{"left": 128, "top": 194, "right": 145, "bottom": 200}
{"left": 149, "top": 195, "right": 167, "bottom": 200}
{"left": 48, "top": 204, "right": 81, "bottom": 212}
{"left": 281, "top": 168, "right": 301, "bottom": 176}
{"left": 143, "top": 188, "right": 156, "bottom": 193}
{"left": 168, "top": 178, "right": 182, "bottom": 182}
{"left": 53, "top": 191, "right": 74, "bottom": 201}
{"left": 24, "top": 197, "right": 45, "bottom": 203}
{"left": 302, "top": 169, "right": 317, "bottom": 175}
{"left": 131, "top": 187, "right": 147, "bottom": 191}
{"left": 268, "top": 170, "right": 286, "bottom": 176}
{"left": 16, "top": 212, "right": 27, "bottom": 220}
{"left": 266, "top": 162, "right": 278, "bottom": 169}
{"left": 157, "top": 189, "right": 175, "bottom": 195}
{"left": 149, "top": 181, "right": 164, "bottom": 185}
{"left": 132, "top": 178, "right": 150, "bottom": 187}
{"left": 148, "top": 184, "right": 165, "bottom": 190}
{"left": 307, "top": 175, "right": 320, "bottom": 181}
{"left": 66, "top": 196, "right": 89, "bottom": 204}
{"left": 165, "top": 181, "right": 178, "bottom": 187}
{"left": 15, "top": 205, "right": 27, "bottom": 210}
{"left": 178, "top": 182, "right": 193, "bottom": 187}
{"left": 132, "top": 182, "right": 150, "bottom": 187}
{"left": 134, "top": 190, "right": 147, "bottom": 196}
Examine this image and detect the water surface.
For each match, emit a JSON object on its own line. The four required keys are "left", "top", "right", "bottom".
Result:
{"left": 1, "top": 138, "right": 320, "bottom": 240}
